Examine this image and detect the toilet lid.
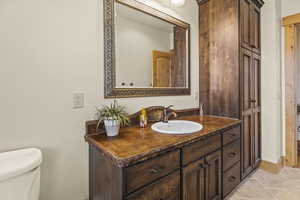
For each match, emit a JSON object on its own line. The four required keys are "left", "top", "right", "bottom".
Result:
{"left": 0, "top": 148, "right": 42, "bottom": 182}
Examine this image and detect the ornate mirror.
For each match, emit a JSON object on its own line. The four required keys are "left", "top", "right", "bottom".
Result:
{"left": 104, "top": 0, "right": 191, "bottom": 98}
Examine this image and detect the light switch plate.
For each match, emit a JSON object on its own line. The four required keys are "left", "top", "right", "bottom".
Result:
{"left": 73, "top": 93, "right": 84, "bottom": 109}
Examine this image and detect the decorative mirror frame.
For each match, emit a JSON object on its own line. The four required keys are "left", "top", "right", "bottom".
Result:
{"left": 104, "top": 0, "right": 191, "bottom": 98}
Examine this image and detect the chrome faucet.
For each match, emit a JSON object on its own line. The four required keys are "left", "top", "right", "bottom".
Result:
{"left": 162, "top": 105, "right": 177, "bottom": 123}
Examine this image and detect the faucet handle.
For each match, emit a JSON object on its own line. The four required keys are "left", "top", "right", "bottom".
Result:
{"left": 164, "top": 105, "right": 174, "bottom": 109}
{"left": 199, "top": 103, "right": 204, "bottom": 116}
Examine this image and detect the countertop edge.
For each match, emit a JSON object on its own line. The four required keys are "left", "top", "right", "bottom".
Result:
{"left": 86, "top": 117, "right": 241, "bottom": 168}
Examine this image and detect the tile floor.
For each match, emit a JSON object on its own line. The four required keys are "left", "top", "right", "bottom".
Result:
{"left": 228, "top": 167, "right": 300, "bottom": 200}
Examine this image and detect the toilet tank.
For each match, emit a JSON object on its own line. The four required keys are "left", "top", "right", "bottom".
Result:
{"left": 0, "top": 148, "right": 42, "bottom": 200}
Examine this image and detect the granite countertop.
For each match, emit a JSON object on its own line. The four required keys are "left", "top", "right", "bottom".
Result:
{"left": 86, "top": 115, "right": 241, "bottom": 167}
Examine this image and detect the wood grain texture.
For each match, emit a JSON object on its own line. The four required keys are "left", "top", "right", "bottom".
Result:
{"left": 89, "top": 146, "right": 124, "bottom": 200}
{"left": 173, "top": 26, "right": 187, "bottom": 87}
{"left": 283, "top": 13, "right": 300, "bottom": 26}
{"left": 240, "top": 0, "right": 261, "bottom": 54}
{"left": 199, "top": 0, "right": 240, "bottom": 118}
{"left": 182, "top": 134, "right": 221, "bottom": 166}
{"left": 126, "top": 150, "right": 180, "bottom": 194}
{"left": 182, "top": 158, "right": 206, "bottom": 200}
{"left": 222, "top": 126, "right": 241, "bottom": 146}
{"left": 86, "top": 115, "right": 240, "bottom": 167}
{"left": 182, "top": 150, "right": 222, "bottom": 200}
{"left": 284, "top": 24, "right": 298, "bottom": 167}
{"left": 126, "top": 171, "right": 180, "bottom": 200}
{"left": 250, "top": 3, "right": 261, "bottom": 54}
{"left": 199, "top": 0, "right": 263, "bottom": 180}
{"left": 152, "top": 50, "right": 172, "bottom": 87}
{"left": 223, "top": 140, "right": 241, "bottom": 171}
{"left": 223, "top": 162, "right": 241, "bottom": 197}
{"left": 205, "top": 150, "right": 222, "bottom": 200}
{"left": 240, "top": 0, "right": 252, "bottom": 51}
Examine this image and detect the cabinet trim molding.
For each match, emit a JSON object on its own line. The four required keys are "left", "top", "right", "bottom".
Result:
{"left": 282, "top": 15, "right": 300, "bottom": 167}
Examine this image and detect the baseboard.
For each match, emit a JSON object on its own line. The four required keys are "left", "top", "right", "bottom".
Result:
{"left": 259, "top": 157, "right": 284, "bottom": 174}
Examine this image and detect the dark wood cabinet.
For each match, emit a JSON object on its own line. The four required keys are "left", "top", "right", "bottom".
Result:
{"left": 126, "top": 150, "right": 180, "bottom": 193}
{"left": 223, "top": 162, "right": 241, "bottom": 197}
{"left": 182, "top": 158, "right": 206, "bottom": 200}
{"left": 240, "top": 49, "right": 261, "bottom": 178}
{"left": 182, "top": 151, "right": 222, "bottom": 200}
{"left": 240, "top": 0, "right": 252, "bottom": 51}
{"left": 205, "top": 151, "right": 222, "bottom": 200}
{"left": 250, "top": 3, "right": 261, "bottom": 54}
{"left": 252, "top": 53, "right": 262, "bottom": 168}
{"left": 89, "top": 124, "right": 241, "bottom": 200}
{"left": 240, "top": 0, "right": 261, "bottom": 54}
{"left": 127, "top": 171, "right": 180, "bottom": 200}
{"left": 199, "top": 0, "right": 263, "bottom": 183}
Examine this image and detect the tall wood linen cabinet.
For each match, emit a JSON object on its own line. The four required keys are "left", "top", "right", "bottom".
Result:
{"left": 198, "top": 0, "right": 264, "bottom": 180}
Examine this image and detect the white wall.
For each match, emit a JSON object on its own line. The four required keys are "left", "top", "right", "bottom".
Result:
{"left": 261, "top": 0, "right": 283, "bottom": 163}
{"left": 0, "top": 0, "right": 198, "bottom": 200}
{"left": 282, "top": 0, "right": 300, "bottom": 17}
{"left": 116, "top": 16, "right": 171, "bottom": 87}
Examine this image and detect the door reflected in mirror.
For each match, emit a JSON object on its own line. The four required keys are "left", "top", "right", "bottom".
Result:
{"left": 115, "top": 2, "right": 189, "bottom": 89}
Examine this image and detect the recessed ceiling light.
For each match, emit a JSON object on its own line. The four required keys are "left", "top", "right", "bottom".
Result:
{"left": 170, "top": 0, "right": 185, "bottom": 7}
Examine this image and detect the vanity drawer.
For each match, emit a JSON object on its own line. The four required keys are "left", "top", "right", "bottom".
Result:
{"left": 223, "top": 126, "right": 240, "bottom": 146}
{"left": 126, "top": 171, "right": 180, "bottom": 200}
{"left": 182, "top": 134, "right": 221, "bottom": 165}
{"left": 223, "top": 162, "right": 241, "bottom": 197}
{"left": 126, "top": 150, "right": 180, "bottom": 194}
{"left": 223, "top": 139, "right": 240, "bottom": 171}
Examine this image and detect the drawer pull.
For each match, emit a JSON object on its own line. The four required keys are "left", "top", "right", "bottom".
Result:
{"left": 228, "top": 152, "right": 237, "bottom": 158}
{"left": 230, "top": 133, "right": 237, "bottom": 137}
{"left": 149, "top": 168, "right": 160, "bottom": 174}
{"left": 228, "top": 176, "right": 236, "bottom": 182}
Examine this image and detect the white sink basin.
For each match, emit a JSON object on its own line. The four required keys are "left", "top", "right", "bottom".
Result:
{"left": 151, "top": 120, "right": 203, "bottom": 135}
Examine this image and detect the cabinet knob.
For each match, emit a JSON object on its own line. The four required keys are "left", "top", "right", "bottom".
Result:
{"left": 199, "top": 163, "right": 204, "bottom": 169}
{"left": 230, "top": 133, "right": 237, "bottom": 137}
{"left": 228, "top": 176, "right": 236, "bottom": 182}
{"left": 149, "top": 168, "right": 160, "bottom": 174}
{"left": 228, "top": 152, "right": 237, "bottom": 158}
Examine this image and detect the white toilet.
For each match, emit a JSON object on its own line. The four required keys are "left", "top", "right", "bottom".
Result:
{"left": 0, "top": 148, "right": 42, "bottom": 200}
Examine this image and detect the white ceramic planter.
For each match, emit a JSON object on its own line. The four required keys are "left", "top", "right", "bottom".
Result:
{"left": 104, "top": 119, "right": 120, "bottom": 137}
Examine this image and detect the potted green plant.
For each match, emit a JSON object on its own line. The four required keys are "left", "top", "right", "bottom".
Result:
{"left": 96, "top": 100, "right": 130, "bottom": 137}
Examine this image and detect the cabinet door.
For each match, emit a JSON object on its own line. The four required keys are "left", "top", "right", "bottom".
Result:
{"left": 182, "top": 158, "right": 206, "bottom": 200}
{"left": 252, "top": 54, "right": 261, "bottom": 167}
{"left": 240, "top": 0, "right": 252, "bottom": 50}
{"left": 241, "top": 48, "right": 253, "bottom": 114}
{"left": 240, "top": 48, "right": 254, "bottom": 178}
{"left": 250, "top": 4, "right": 261, "bottom": 54}
{"left": 205, "top": 151, "right": 222, "bottom": 200}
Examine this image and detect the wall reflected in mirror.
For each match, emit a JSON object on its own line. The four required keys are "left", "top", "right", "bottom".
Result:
{"left": 115, "top": 2, "right": 189, "bottom": 89}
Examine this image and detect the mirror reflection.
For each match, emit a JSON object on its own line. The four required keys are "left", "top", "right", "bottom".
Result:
{"left": 115, "top": 2, "right": 189, "bottom": 88}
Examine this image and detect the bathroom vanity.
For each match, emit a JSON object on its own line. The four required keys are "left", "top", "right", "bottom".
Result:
{"left": 87, "top": 0, "right": 264, "bottom": 198}
{"left": 85, "top": 108, "right": 241, "bottom": 200}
